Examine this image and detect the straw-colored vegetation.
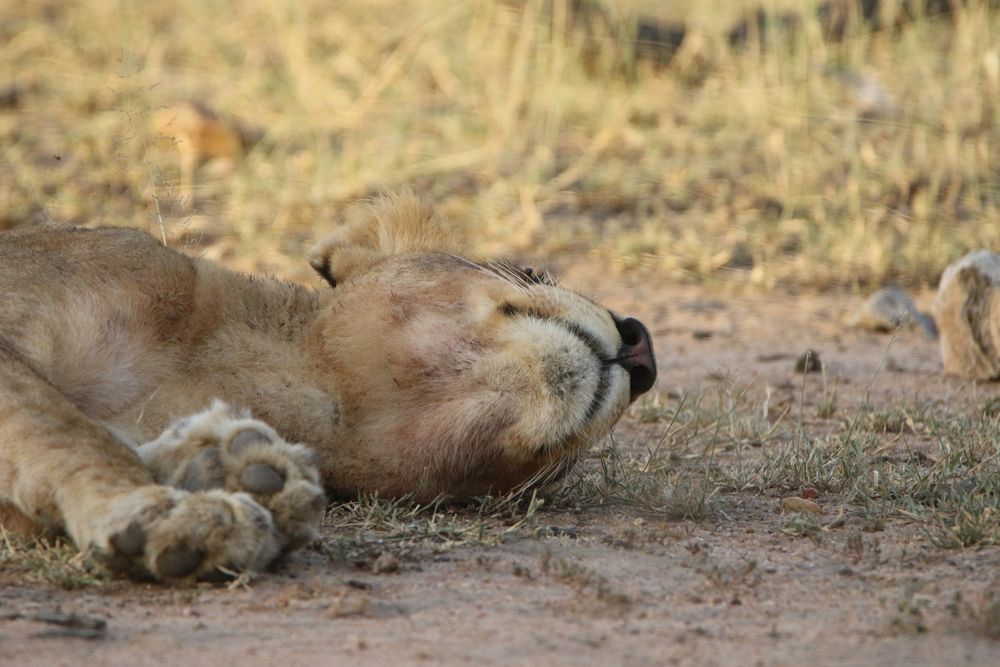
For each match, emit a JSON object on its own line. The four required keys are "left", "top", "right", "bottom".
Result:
{"left": 1, "top": 0, "right": 996, "bottom": 286}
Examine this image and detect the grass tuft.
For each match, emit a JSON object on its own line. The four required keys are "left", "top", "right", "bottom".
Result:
{"left": 0, "top": 529, "right": 108, "bottom": 590}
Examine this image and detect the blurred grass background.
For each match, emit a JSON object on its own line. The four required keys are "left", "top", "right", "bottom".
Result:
{"left": 0, "top": 0, "right": 996, "bottom": 287}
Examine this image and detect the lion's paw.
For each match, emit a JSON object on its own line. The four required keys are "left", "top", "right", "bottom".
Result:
{"left": 138, "top": 401, "right": 326, "bottom": 549}
{"left": 90, "top": 486, "right": 281, "bottom": 582}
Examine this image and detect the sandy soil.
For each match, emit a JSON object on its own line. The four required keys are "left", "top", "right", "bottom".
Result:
{"left": 2, "top": 277, "right": 999, "bottom": 667}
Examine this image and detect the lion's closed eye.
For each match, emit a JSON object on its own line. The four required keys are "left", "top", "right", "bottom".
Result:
{"left": 499, "top": 302, "right": 522, "bottom": 318}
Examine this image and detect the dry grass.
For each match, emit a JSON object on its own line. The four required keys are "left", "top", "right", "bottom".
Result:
{"left": 1, "top": 0, "right": 996, "bottom": 286}
{"left": 0, "top": 529, "right": 108, "bottom": 590}
{"left": 321, "top": 490, "right": 547, "bottom": 564}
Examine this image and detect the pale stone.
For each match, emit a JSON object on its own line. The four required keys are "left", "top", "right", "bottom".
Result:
{"left": 851, "top": 287, "right": 937, "bottom": 338}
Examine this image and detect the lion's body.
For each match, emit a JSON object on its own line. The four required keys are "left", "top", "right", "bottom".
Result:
{"left": 0, "top": 193, "right": 656, "bottom": 582}
{"left": 2, "top": 223, "right": 341, "bottom": 460}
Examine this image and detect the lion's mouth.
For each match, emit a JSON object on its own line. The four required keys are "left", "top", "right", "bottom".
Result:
{"left": 533, "top": 314, "right": 655, "bottom": 458}
{"left": 554, "top": 318, "right": 618, "bottom": 424}
{"left": 584, "top": 359, "right": 613, "bottom": 422}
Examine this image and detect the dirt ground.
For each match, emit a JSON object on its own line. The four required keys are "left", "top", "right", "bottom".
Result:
{"left": 2, "top": 276, "right": 999, "bottom": 667}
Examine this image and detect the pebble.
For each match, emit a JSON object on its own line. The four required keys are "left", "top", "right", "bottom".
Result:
{"left": 371, "top": 552, "right": 400, "bottom": 574}
{"left": 851, "top": 287, "right": 937, "bottom": 338}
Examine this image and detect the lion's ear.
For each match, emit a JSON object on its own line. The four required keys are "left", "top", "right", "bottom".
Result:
{"left": 308, "top": 191, "right": 463, "bottom": 288}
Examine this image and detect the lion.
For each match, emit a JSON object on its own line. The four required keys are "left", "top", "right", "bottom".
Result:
{"left": 0, "top": 192, "right": 656, "bottom": 583}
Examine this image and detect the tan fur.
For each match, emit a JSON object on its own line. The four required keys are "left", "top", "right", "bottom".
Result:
{"left": 933, "top": 250, "right": 1000, "bottom": 380}
{"left": 152, "top": 102, "right": 258, "bottom": 207}
{"left": 0, "top": 192, "right": 647, "bottom": 582}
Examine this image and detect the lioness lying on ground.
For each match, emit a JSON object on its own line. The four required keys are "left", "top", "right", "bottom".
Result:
{"left": 0, "top": 193, "right": 656, "bottom": 583}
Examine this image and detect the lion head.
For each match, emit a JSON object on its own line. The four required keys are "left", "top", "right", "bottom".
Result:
{"left": 307, "top": 193, "right": 656, "bottom": 500}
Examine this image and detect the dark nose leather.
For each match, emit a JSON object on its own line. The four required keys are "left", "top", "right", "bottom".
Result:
{"left": 615, "top": 317, "right": 657, "bottom": 400}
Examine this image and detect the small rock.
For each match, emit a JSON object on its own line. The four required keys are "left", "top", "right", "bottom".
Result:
{"left": 781, "top": 497, "right": 822, "bottom": 514}
{"left": 326, "top": 593, "right": 370, "bottom": 618}
{"left": 933, "top": 250, "right": 1000, "bottom": 380}
{"left": 795, "top": 350, "right": 823, "bottom": 373}
{"left": 851, "top": 287, "right": 937, "bottom": 338}
{"left": 371, "top": 552, "right": 399, "bottom": 575}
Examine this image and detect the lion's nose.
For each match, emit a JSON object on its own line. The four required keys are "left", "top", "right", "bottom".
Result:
{"left": 615, "top": 317, "right": 657, "bottom": 400}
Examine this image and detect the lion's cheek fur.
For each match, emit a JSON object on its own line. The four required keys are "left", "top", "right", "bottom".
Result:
{"left": 323, "top": 389, "right": 517, "bottom": 498}
{"left": 312, "top": 305, "right": 602, "bottom": 497}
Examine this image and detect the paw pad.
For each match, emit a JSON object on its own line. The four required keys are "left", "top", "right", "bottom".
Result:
{"left": 90, "top": 487, "right": 284, "bottom": 584}
{"left": 230, "top": 427, "right": 272, "bottom": 454}
{"left": 156, "top": 546, "right": 206, "bottom": 579}
{"left": 110, "top": 521, "right": 147, "bottom": 557}
{"left": 239, "top": 463, "right": 285, "bottom": 495}
{"left": 135, "top": 402, "right": 326, "bottom": 569}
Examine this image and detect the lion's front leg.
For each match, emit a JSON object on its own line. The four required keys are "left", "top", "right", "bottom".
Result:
{"left": 0, "top": 347, "right": 283, "bottom": 582}
{"left": 137, "top": 401, "right": 326, "bottom": 549}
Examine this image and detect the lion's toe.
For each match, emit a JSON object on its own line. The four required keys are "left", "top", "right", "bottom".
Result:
{"left": 229, "top": 426, "right": 274, "bottom": 453}
{"left": 92, "top": 487, "right": 281, "bottom": 583}
{"left": 239, "top": 462, "right": 286, "bottom": 495}
{"left": 141, "top": 402, "right": 326, "bottom": 552}
{"left": 155, "top": 545, "right": 206, "bottom": 579}
{"left": 110, "top": 520, "right": 147, "bottom": 556}
{"left": 215, "top": 421, "right": 325, "bottom": 548}
{"left": 224, "top": 449, "right": 325, "bottom": 548}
